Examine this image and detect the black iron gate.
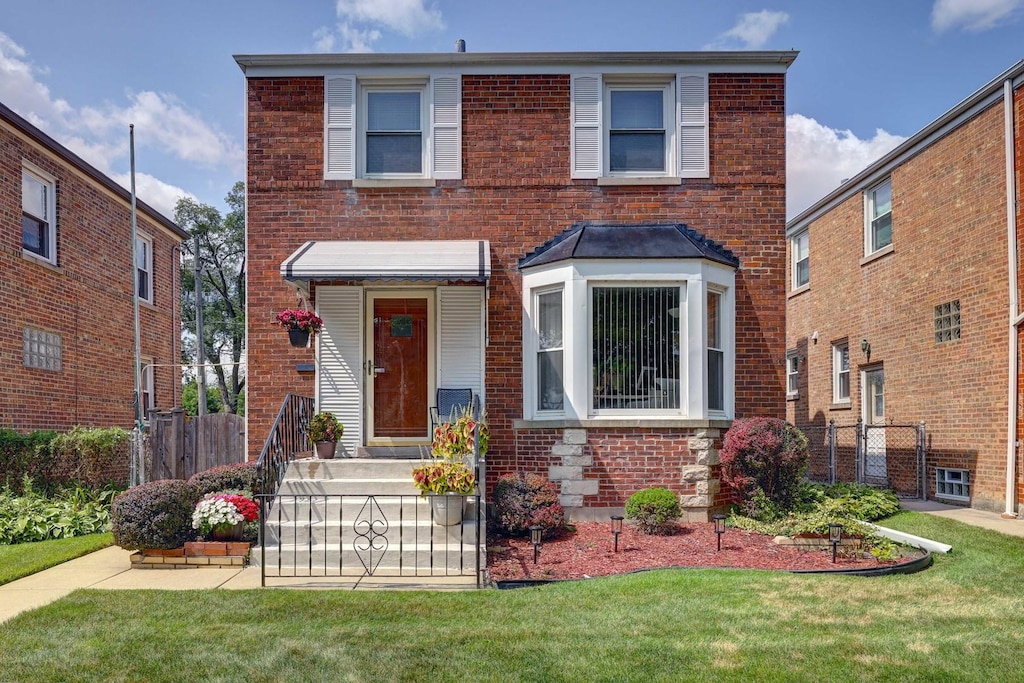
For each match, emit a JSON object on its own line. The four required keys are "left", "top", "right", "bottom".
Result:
{"left": 798, "top": 420, "right": 926, "bottom": 499}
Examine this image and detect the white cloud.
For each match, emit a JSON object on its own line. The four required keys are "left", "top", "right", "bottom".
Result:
{"left": 334, "top": 0, "right": 443, "bottom": 36}
{"left": 0, "top": 32, "right": 73, "bottom": 129}
{"left": 312, "top": 26, "right": 336, "bottom": 52}
{"left": 787, "top": 114, "right": 906, "bottom": 219}
{"left": 706, "top": 10, "right": 789, "bottom": 49}
{"left": 932, "top": 0, "right": 1023, "bottom": 32}
{"left": 109, "top": 171, "right": 194, "bottom": 220}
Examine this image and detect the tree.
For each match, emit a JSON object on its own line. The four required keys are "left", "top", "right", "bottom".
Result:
{"left": 176, "top": 182, "right": 245, "bottom": 414}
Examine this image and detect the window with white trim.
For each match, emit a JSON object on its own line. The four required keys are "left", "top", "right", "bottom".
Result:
{"left": 935, "top": 468, "right": 969, "bottom": 501}
{"left": 22, "top": 164, "right": 57, "bottom": 263}
{"left": 571, "top": 72, "right": 708, "bottom": 180}
{"left": 136, "top": 234, "right": 153, "bottom": 303}
{"left": 791, "top": 230, "right": 809, "bottom": 289}
{"left": 833, "top": 342, "right": 850, "bottom": 403}
{"left": 141, "top": 359, "right": 155, "bottom": 415}
{"left": 325, "top": 75, "right": 461, "bottom": 181}
{"left": 866, "top": 178, "right": 892, "bottom": 255}
{"left": 23, "top": 327, "right": 62, "bottom": 371}
{"left": 536, "top": 289, "right": 564, "bottom": 412}
{"left": 786, "top": 350, "right": 799, "bottom": 397}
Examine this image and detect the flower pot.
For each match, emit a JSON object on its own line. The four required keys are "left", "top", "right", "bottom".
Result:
{"left": 430, "top": 494, "right": 466, "bottom": 526}
{"left": 315, "top": 441, "right": 337, "bottom": 459}
{"left": 288, "top": 328, "right": 310, "bottom": 348}
{"left": 209, "top": 521, "right": 244, "bottom": 542}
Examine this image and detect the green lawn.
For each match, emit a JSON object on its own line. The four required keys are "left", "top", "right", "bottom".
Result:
{"left": 1, "top": 515, "right": 1023, "bottom": 682}
{"left": 0, "top": 533, "right": 112, "bottom": 586}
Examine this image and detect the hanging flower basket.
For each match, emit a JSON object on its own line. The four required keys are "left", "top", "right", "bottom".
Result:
{"left": 275, "top": 308, "right": 323, "bottom": 347}
{"left": 288, "top": 328, "right": 311, "bottom": 348}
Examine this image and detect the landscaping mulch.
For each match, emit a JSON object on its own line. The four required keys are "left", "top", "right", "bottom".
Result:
{"left": 487, "top": 521, "right": 901, "bottom": 581}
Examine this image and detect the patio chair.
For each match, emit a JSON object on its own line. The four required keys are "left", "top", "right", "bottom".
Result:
{"left": 430, "top": 388, "right": 477, "bottom": 434}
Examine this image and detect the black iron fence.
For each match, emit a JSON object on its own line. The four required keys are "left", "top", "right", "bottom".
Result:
{"left": 257, "top": 493, "right": 483, "bottom": 587}
{"left": 255, "top": 394, "right": 314, "bottom": 495}
{"left": 798, "top": 420, "right": 926, "bottom": 499}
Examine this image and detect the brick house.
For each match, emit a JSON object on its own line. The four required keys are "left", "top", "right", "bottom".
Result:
{"left": 786, "top": 61, "right": 1024, "bottom": 515}
{"left": 237, "top": 49, "right": 796, "bottom": 520}
{"left": 1, "top": 101, "right": 188, "bottom": 432}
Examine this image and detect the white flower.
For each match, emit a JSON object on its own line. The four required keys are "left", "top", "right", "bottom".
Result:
{"left": 192, "top": 497, "right": 244, "bottom": 530}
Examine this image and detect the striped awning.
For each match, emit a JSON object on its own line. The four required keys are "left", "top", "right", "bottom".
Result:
{"left": 281, "top": 240, "right": 491, "bottom": 283}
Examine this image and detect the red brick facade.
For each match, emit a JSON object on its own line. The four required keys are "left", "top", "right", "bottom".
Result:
{"left": 0, "top": 106, "right": 186, "bottom": 432}
{"left": 244, "top": 55, "right": 790, "bottom": 515}
{"left": 787, "top": 74, "right": 1024, "bottom": 514}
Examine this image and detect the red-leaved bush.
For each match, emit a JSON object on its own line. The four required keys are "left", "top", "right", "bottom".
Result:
{"left": 493, "top": 472, "right": 565, "bottom": 537}
{"left": 720, "top": 417, "right": 809, "bottom": 519}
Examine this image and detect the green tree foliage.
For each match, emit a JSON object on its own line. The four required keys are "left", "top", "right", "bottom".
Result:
{"left": 181, "top": 381, "right": 224, "bottom": 416}
{"left": 176, "top": 182, "right": 245, "bottom": 414}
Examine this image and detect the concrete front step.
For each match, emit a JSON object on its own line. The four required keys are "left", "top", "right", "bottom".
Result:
{"left": 284, "top": 458, "right": 431, "bottom": 481}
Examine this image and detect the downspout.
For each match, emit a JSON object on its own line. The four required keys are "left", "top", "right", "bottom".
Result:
{"left": 1004, "top": 78, "right": 1019, "bottom": 518}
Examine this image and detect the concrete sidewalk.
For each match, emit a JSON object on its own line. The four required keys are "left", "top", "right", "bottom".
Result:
{"left": 1, "top": 501, "right": 1021, "bottom": 625}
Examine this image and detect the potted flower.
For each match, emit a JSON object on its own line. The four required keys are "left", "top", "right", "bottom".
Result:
{"left": 307, "top": 411, "right": 343, "bottom": 459}
{"left": 274, "top": 308, "right": 323, "bottom": 347}
{"left": 192, "top": 492, "right": 259, "bottom": 541}
{"left": 412, "top": 409, "right": 486, "bottom": 525}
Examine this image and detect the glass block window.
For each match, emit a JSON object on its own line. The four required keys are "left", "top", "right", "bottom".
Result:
{"left": 934, "top": 300, "right": 961, "bottom": 344}
{"left": 23, "top": 327, "right": 62, "bottom": 371}
{"left": 935, "top": 468, "right": 969, "bottom": 501}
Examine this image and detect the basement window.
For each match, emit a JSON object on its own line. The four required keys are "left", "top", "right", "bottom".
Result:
{"left": 935, "top": 467, "right": 969, "bottom": 502}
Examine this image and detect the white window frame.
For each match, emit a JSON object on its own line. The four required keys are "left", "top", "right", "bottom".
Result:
{"left": 358, "top": 81, "right": 428, "bottom": 179}
{"left": 865, "top": 178, "right": 892, "bottom": 255}
{"left": 935, "top": 467, "right": 970, "bottom": 502}
{"left": 706, "top": 287, "right": 726, "bottom": 415}
{"left": 533, "top": 286, "right": 565, "bottom": 416}
{"left": 141, "top": 358, "right": 155, "bottom": 416}
{"left": 22, "top": 163, "right": 57, "bottom": 265}
{"left": 832, "top": 341, "right": 850, "bottom": 403}
{"left": 136, "top": 233, "right": 154, "bottom": 304}
{"left": 604, "top": 79, "right": 675, "bottom": 178}
{"left": 521, "top": 259, "right": 733, "bottom": 421}
{"left": 791, "top": 229, "right": 809, "bottom": 289}
{"left": 786, "top": 350, "right": 799, "bottom": 398}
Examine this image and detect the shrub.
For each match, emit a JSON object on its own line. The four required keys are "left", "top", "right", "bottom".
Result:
{"left": 0, "top": 479, "right": 116, "bottom": 544}
{"left": 820, "top": 482, "right": 900, "bottom": 521}
{"left": 493, "top": 473, "right": 565, "bottom": 537}
{"left": 625, "top": 487, "right": 681, "bottom": 535}
{"left": 46, "top": 426, "right": 130, "bottom": 489}
{"left": 0, "top": 429, "right": 58, "bottom": 491}
{"left": 720, "top": 417, "right": 809, "bottom": 520}
{"left": 111, "top": 480, "right": 198, "bottom": 550}
{"left": 188, "top": 462, "right": 259, "bottom": 497}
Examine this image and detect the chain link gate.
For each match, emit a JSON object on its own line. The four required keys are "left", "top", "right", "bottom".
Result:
{"left": 798, "top": 420, "right": 926, "bottom": 499}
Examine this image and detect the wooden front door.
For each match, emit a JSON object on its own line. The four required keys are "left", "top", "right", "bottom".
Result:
{"left": 367, "top": 293, "right": 433, "bottom": 443}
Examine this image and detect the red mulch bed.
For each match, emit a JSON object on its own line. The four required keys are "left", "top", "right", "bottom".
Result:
{"left": 487, "top": 521, "right": 900, "bottom": 581}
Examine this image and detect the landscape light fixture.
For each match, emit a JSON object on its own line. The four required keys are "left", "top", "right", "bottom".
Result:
{"left": 829, "top": 522, "right": 843, "bottom": 563}
{"left": 712, "top": 514, "right": 727, "bottom": 552}
{"left": 610, "top": 515, "right": 624, "bottom": 553}
{"left": 529, "top": 525, "right": 543, "bottom": 564}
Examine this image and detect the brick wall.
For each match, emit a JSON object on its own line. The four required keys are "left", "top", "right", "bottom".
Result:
{"left": 0, "top": 120, "right": 181, "bottom": 432}
{"left": 788, "top": 98, "right": 1017, "bottom": 512}
{"left": 246, "top": 72, "right": 787, "bottom": 507}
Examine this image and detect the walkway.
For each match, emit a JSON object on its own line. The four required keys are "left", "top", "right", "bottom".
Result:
{"left": 1, "top": 501, "right": 1021, "bottom": 625}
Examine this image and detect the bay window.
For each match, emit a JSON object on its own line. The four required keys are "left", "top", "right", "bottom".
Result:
{"left": 536, "top": 289, "right": 564, "bottom": 412}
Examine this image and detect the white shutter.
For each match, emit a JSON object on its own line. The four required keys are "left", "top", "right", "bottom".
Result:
{"left": 570, "top": 74, "right": 602, "bottom": 179}
{"left": 431, "top": 75, "right": 461, "bottom": 179}
{"left": 438, "top": 287, "right": 485, "bottom": 408}
{"left": 677, "top": 73, "right": 709, "bottom": 178}
{"left": 316, "top": 287, "right": 363, "bottom": 456}
{"left": 325, "top": 75, "right": 355, "bottom": 180}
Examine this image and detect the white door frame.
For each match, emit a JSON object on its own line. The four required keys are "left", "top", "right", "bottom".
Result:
{"left": 862, "top": 366, "right": 886, "bottom": 482}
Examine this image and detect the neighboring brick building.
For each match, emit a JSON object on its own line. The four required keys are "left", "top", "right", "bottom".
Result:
{"left": 786, "top": 61, "right": 1024, "bottom": 515}
{"left": 237, "top": 49, "right": 796, "bottom": 519}
{"left": 1, "top": 101, "right": 188, "bottom": 432}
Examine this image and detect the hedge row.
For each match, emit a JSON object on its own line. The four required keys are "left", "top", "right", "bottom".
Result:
{"left": 1, "top": 427, "right": 131, "bottom": 492}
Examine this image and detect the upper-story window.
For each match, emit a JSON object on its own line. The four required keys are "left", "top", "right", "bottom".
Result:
{"left": 865, "top": 178, "right": 892, "bottom": 255}
{"left": 833, "top": 341, "right": 850, "bottom": 403}
{"left": 136, "top": 234, "right": 153, "bottom": 303}
{"left": 571, "top": 73, "right": 708, "bottom": 180}
{"left": 22, "top": 164, "right": 57, "bottom": 264}
{"left": 325, "top": 75, "right": 461, "bottom": 182}
{"left": 791, "top": 230, "right": 809, "bottom": 289}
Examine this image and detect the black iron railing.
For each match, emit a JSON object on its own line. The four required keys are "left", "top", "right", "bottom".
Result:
{"left": 257, "top": 493, "right": 483, "bottom": 588}
{"left": 255, "top": 394, "right": 315, "bottom": 496}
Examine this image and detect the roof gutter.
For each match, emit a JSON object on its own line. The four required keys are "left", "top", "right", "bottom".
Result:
{"left": 1004, "top": 77, "right": 1020, "bottom": 519}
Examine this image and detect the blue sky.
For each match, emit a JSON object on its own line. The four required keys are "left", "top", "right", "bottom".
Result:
{"left": 1, "top": 0, "right": 1021, "bottom": 219}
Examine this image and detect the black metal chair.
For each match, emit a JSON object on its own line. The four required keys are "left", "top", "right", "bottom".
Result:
{"left": 430, "top": 388, "right": 476, "bottom": 434}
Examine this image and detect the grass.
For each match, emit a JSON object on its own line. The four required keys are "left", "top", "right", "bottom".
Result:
{"left": 0, "top": 514, "right": 1023, "bottom": 682}
{"left": 0, "top": 533, "right": 112, "bottom": 586}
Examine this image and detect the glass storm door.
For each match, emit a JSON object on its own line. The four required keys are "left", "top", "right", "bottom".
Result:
{"left": 367, "top": 293, "right": 433, "bottom": 443}
{"left": 863, "top": 368, "right": 887, "bottom": 482}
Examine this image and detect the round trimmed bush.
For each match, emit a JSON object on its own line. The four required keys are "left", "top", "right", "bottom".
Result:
{"left": 493, "top": 472, "right": 565, "bottom": 537}
{"left": 625, "top": 487, "right": 681, "bottom": 535}
{"left": 111, "top": 479, "right": 198, "bottom": 550}
{"left": 188, "top": 462, "right": 259, "bottom": 497}
{"left": 720, "top": 417, "right": 809, "bottom": 521}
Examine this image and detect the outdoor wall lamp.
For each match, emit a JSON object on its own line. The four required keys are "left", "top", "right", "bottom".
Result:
{"left": 610, "top": 515, "right": 624, "bottom": 553}
{"left": 829, "top": 523, "right": 843, "bottom": 563}
{"left": 860, "top": 338, "right": 870, "bottom": 355}
{"left": 712, "top": 513, "right": 727, "bottom": 551}
{"left": 529, "top": 524, "right": 543, "bottom": 564}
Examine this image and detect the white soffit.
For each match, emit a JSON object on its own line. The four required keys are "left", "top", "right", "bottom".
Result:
{"left": 281, "top": 240, "right": 491, "bottom": 282}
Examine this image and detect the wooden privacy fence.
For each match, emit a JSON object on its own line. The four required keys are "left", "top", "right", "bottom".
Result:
{"left": 147, "top": 409, "right": 245, "bottom": 481}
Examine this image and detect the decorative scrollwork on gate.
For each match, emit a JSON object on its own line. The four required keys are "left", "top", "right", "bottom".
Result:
{"left": 352, "top": 495, "right": 389, "bottom": 575}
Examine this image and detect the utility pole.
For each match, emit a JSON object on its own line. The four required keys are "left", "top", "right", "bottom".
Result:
{"left": 194, "top": 233, "right": 207, "bottom": 416}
